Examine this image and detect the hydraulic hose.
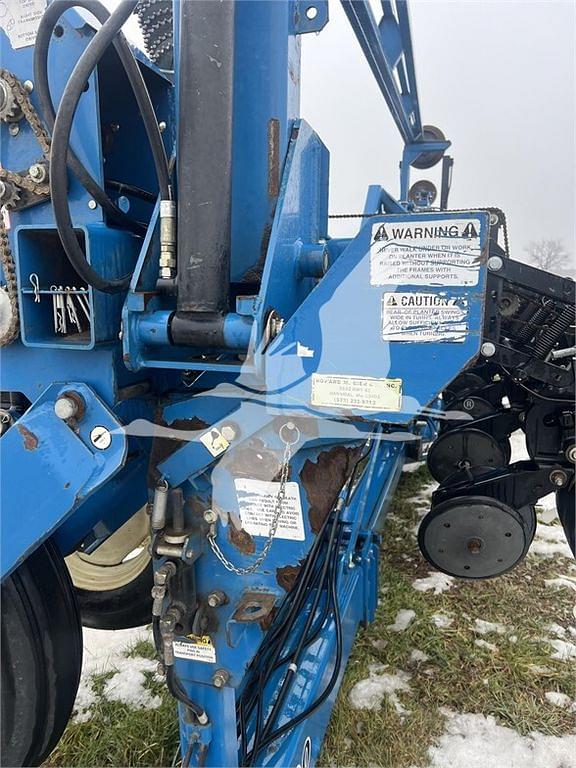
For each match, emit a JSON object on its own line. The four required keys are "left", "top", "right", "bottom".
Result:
{"left": 47, "top": 0, "right": 171, "bottom": 292}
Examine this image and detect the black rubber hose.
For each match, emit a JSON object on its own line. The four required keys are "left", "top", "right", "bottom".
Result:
{"left": 34, "top": 1, "right": 143, "bottom": 234}
{"left": 50, "top": 0, "right": 168, "bottom": 292}
{"left": 35, "top": 1, "right": 170, "bottom": 216}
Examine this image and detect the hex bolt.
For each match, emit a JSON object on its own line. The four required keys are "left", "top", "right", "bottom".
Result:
{"left": 87, "top": 199, "right": 97, "bottom": 210}
{"left": 29, "top": 163, "right": 48, "bottom": 183}
{"left": 54, "top": 396, "right": 79, "bottom": 421}
{"left": 158, "top": 121, "right": 167, "bottom": 132}
{"left": 207, "top": 590, "right": 227, "bottom": 608}
{"left": 220, "top": 423, "right": 237, "bottom": 442}
{"left": 480, "top": 342, "right": 496, "bottom": 358}
{"left": 549, "top": 469, "right": 568, "bottom": 487}
{"left": 565, "top": 445, "right": 576, "bottom": 464}
{"left": 487, "top": 256, "right": 503, "bottom": 272}
{"left": 203, "top": 509, "right": 217, "bottom": 525}
{"left": 9, "top": 124, "right": 19, "bottom": 137}
{"left": 23, "top": 80, "right": 34, "bottom": 93}
{"left": 90, "top": 425, "right": 112, "bottom": 450}
{"left": 212, "top": 669, "right": 230, "bottom": 688}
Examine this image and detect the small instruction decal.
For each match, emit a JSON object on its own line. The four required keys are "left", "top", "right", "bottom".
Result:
{"left": 1, "top": 0, "right": 46, "bottom": 49}
{"left": 382, "top": 292, "right": 468, "bottom": 342}
{"left": 173, "top": 635, "right": 216, "bottom": 664}
{"left": 311, "top": 374, "right": 402, "bottom": 412}
{"left": 200, "top": 427, "right": 229, "bottom": 457}
{"left": 235, "top": 479, "right": 305, "bottom": 541}
{"left": 370, "top": 218, "right": 482, "bottom": 286}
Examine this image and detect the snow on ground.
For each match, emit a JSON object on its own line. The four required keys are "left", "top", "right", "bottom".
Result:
{"left": 426, "top": 711, "right": 576, "bottom": 768}
{"left": 544, "top": 623, "right": 576, "bottom": 663}
{"left": 412, "top": 571, "right": 455, "bottom": 595}
{"left": 474, "top": 639, "right": 498, "bottom": 652}
{"left": 74, "top": 627, "right": 160, "bottom": 723}
{"left": 472, "top": 619, "right": 506, "bottom": 635}
{"left": 431, "top": 612, "right": 454, "bottom": 629}
{"left": 531, "top": 522, "right": 574, "bottom": 559}
{"left": 545, "top": 575, "right": 576, "bottom": 592}
{"left": 387, "top": 609, "right": 416, "bottom": 632}
{"left": 402, "top": 460, "right": 425, "bottom": 474}
{"left": 349, "top": 665, "right": 412, "bottom": 715}
{"left": 409, "top": 649, "right": 430, "bottom": 663}
{"left": 544, "top": 692, "right": 576, "bottom": 712}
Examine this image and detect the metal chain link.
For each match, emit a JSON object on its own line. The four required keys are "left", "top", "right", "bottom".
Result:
{"left": 207, "top": 424, "right": 299, "bottom": 575}
{"left": 1, "top": 69, "right": 52, "bottom": 347}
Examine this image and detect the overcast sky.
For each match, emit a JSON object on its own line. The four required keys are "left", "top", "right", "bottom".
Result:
{"left": 115, "top": 0, "right": 575, "bottom": 259}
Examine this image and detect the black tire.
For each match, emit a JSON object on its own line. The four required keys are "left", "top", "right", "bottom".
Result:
{"left": 76, "top": 562, "right": 154, "bottom": 630}
{"left": 1, "top": 540, "right": 82, "bottom": 767}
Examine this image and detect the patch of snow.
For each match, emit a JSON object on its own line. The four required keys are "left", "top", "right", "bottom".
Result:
{"left": 527, "top": 664, "right": 553, "bottom": 675}
{"left": 74, "top": 627, "right": 160, "bottom": 723}
{"left": 431, "top": 612, "right": 454, "bottom": 629}
{"left": 508, "top": 635, "right": 518, "bottom": 644}
{"left": 410, "top": 649, "right": 430, "bottom": 663}
{"left": 371, "top": 639, "right": 388, "bottom": 652}
{"left": 474, "top": 639, "right": 498, "bottom": 652}
{"left": 473, "top": 619, "right": 506, "bottom": 635}
{"left": 544, "top": 691, "right": 574, "bottom": 711}
{"left": 426, "top": 710, "right": 576, "bottom": 768}
{"left": 402, "top": 461, "right": 424, "bottom": 473}
{"left": 545, "top": 576, "right": 576, "bottom": 592}
{"left": 387, "top": 609, "right": 416, "bottom": 632}
{"left": 349, "top": 666, "right": 411, "bottom": 715}
{"left": 412, "top": 571, "right": 455, "bottom": 595}
{"left": 546, "top": 638, "right": 576, "bottom": 662}
{"left": 548, "top": 623, "right": 567, "bottom": 638}
{"left": 531, "top": 522, "right": 573, "bottom": 559}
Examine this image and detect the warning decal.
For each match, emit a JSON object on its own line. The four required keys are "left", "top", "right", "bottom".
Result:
{"left": 382, "top": 293, "right": 468, "bottom": 343}
{"left": 173, "top": 635, "right": 216, "bottom": 664}
{"left": 235, "top": 479, "right": 305, "bottom": 541}
{"left": 370, "top": 218, "right": 482, "bottom": 286}
{"left": 311, "top": 374, "right": 402, "bottom": 412}
{"left": 1, "top": 0, "right": 46, "bottom": 49}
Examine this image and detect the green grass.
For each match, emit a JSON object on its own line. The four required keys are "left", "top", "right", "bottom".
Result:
{"left": 47, "top": 466, "right": 575, "bottom": 767}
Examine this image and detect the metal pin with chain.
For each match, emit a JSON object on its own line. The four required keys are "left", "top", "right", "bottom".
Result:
{"left": 207, "top": 421, "right": 300, "bottom": 575}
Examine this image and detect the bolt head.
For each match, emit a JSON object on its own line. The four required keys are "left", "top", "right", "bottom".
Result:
{"left": 90, "top": 425, "right": 112, "bottom": 450}
{"left": 220, "top": 424, "right": 237, "bottom": 442}
{"left": 212, "top": 669, "right": 229, "bottom": 688}
{"left": 565, "top": 445, "right": 576, "bottom": 464}
{"left": 54, "top": 396, "right": 78, "bottom": 421}
{"left": 87, "top": 199, "right": 97, "bottom": 210}
{"left": 158, "top": 121, "right": 167, "bottom": 133}
{"left": 488, "top": 255, "right": 503, "bottom": 272}
{"left": 23, "top": 80, "right": 34, "bottom": 93}
{"left": 550, "top": 469, "right": 568, "bottom": 487}
{"left": 481, "top": 342, "right": 496, "bottom": 358}
{"left": 203, "top": 509, "right": 217, "bottom": 525}
{"left": 29, "top": 163, "right": 47, "bottom": 183}
{"left": 8, "top": 124, "right": 19, "bottom": 137}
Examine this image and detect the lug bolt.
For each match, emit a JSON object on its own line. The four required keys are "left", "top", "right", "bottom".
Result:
{"left": 90, "top": 425, "right": 112, "bottom": 450}
{"left": 207, "top": 590, "right": 227, "bottom": 608}
{"left": 203, "top": 509, "right": 217, "bottom": 525}
{"left": 212, "top": 669, "right": 230, "bottom": 688}
{"left": 549, "top": 469, "right": 568, "bottom": 487}
{"left": 54, "top": 396, "right": 79, "bottom": 421}
{"left": 480, "top": 342, "right": 496, "bottom": 358}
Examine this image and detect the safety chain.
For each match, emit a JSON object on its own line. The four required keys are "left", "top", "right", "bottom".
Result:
{"left": 0, "top": 69, "right": 52, "bottom": 347}
{"left": 207, "top": 423, "right": 300, "bottom": 575}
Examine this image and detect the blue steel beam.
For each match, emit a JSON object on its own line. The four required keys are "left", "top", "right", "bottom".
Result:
{"left": 341, "top": 0, "right": 422, "bottom": 144}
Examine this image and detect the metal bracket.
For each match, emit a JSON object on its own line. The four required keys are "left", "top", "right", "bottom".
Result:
{"left": 290, "top": 0, "right": 329, "bottom": 34}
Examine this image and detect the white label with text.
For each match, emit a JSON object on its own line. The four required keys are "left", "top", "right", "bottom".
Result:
{"left": 311, "top": 374, "right": 402, "bottom": 412}
{"left": 382, "top": 292, "right": 468, "bottom": 342}
{"left": 235, "top": 479, "right": 305, "bottom": 541}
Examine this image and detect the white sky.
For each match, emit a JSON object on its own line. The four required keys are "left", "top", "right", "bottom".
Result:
{"left": 115, "top": 0, "right": 575, "bottom": 258}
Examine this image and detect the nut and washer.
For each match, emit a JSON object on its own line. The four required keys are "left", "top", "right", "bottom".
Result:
{"left": 212, "top": 669, "right": 230, "bottom": 688}
{"left": 549, "top": 469, "right": 568, "bottom": 487}
{"left": 90, "top": 425, "right": 112, "bottom": 450}
{"left": 29, "top": 163, "right": 48, "bottom": 183}
{"left": 487, "top": 255, "right": 503, "bottom": 272}
{"left": 565, "top": 445, "right": 576, "bottom": 464}
{"left": 207, "top": 590, "right": 227, "bottom": 608}
{"left": 480, "top": 342, "right": 496, "bottom": 358}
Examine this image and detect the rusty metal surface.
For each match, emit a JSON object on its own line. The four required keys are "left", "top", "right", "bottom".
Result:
{"left": 300, "top": 445, "right": 363, "bottom": 533}
{"left": 276, "top": 562, "right": 302, "bottom": 592}
{"left": 232, "top": 590, "right": 277, "bottom": 623}
{"left": 16, "top": 424, "right": 38, "bottom": 451}
{"left": 228, "top": 519, "right": 255, "bottom": 555}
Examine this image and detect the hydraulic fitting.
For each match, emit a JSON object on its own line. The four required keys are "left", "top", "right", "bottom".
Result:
{"left": 159, "top": 199, "right": 176, "bottom": 279}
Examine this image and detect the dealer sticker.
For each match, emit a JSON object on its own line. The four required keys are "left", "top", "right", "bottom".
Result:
{"left": 370, "top": 218, "right": 482, "bottom": 286}
{"left": 173, "top": 635, "right": 216, "bottom": 664}
{"left": 234, "top": 479, "right": 305, "bottom": 541}
{"left": 382, "top": 292, "right": 468, "bottom": 342}
{"left": 311, "top": 374, "right": 402, "bottom": 412}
